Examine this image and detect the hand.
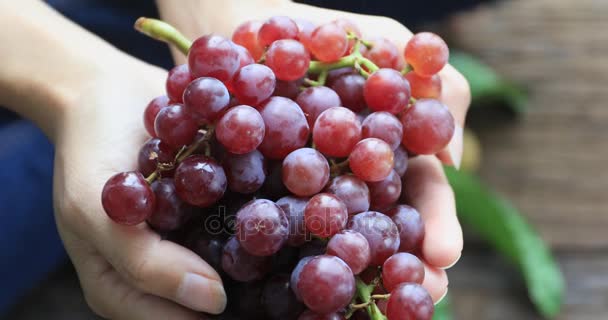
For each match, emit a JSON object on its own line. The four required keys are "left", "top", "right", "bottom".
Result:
{"left": 53, "top": 55, "right": 227, "bottom": 319}
{"left": 158, "top": 0, "right": 469, "bottom": 303}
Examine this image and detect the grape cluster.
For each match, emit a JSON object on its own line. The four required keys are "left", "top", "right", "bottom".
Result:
{"left": 104, "top": 15, "right": 455, "bottom": 319}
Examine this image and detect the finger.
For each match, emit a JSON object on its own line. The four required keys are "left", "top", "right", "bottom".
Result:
{"left": 403, "top": 156, "right": 463, "bottom": 269}
{"left": 421, "top": 262, "right": 449, "bottom": 304}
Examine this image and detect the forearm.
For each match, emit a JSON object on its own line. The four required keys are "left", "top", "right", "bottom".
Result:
{"left": 0, "top": 0, "right": 129, "bottom": 140}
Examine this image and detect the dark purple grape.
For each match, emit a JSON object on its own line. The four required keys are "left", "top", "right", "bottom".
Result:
{"left": 222, "top": 236, "right": 271, "bottom": 282}
{"left": 325, "top": 174, "right": 370, "bottom": 215}
{"left": 367, "top": 170, "right": 402, "bottom": 211}
{"left": 258, "top": 97, "right": 310, "bottom": 160}
{"left": 393, "top": 146, "right": 409, "bottom": 177}
{"left": 101, "top": 171, "right": 155, "bottom": 225}
{"left": 233, "top": 281, "right": 267, "bottom": 319}
{"left": 186, "top": 235, "right": 224, "bottom": 271}
{"left": 330, "top": 73, "right": 366, "bottom": 112}
{"left": 326, "top": 230, "right": 371, "bottom": 274}
{"left": 382, "top": 252, "right": 425, "bottom": 291}
{"left": 348, "top": 211, "right": 400, "bottom": 266}
{"left": 166, "top": 64, "right": 192, "bottom": 103}
{"left": 154, "top": 104, "right": 198, "bottom": 148}
{"left": 271, "top": 245, "right": 301, "bottom": 272}
{"left": 276, "top": 196, "right": 310, "bottom": 246}
{"left": 223, "top": 150, "right": 267, "bottom": 194}
{"left": 386, "top": 283, "right": 434, "bottom": 320}
{"left": 386, "top": 205, "right": 425, "bottom": 252}
{"left": 174, "top": 155, "right": 227, "bottom": 207}
{"left": 147, "top": 178, "right": 190, "bottom": 232}
{"left": 236, "top": 199, "right": 289, "bottom": 256}
{"left": 263, "top": 274, "right": 305, "bottom": 319}
{"left": 143, "top": 95, "right": 170, "bottom": 137}
{"left": 183, "top": 77, "right": 230, "bottom": 125}
{"left": 361, "top": 111, "right": 403, "bottom": 150}
{"left": 137, "top": 138, "right": 177, "bottom": 177}
{"left": 304, "top": 193, "right": 348, "bottom": 238}
{"left": 298, "top": 310, "right": 345, "bottom": 320}
{"left": 273, "top": 78, "right": 304, "bottom": 99}
{"left": 261, "top": 160, "right": 290, "bottom": 200}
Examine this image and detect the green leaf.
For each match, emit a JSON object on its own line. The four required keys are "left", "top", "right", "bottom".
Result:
{"left": 432, "top": 294, "right": 453, "bottom": 320}
{"left": 449, "top": 51, "right": 528, "bottom": 114}
{"left": 445, "top": 167, "right": 564, "bottom": 318}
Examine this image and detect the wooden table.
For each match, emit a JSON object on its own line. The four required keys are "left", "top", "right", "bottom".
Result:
{"left": 437, "top": 0, "right": 608, "bottom": 318}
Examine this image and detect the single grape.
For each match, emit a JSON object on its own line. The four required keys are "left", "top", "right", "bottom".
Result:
{"left": 282, "top": 148, "right": 329, "bottom": 196}
{"left": 296, "top": 255, "right": 355, "bottom": 314}
{"left": 223, "top": 150, "right": 267, "bottom": 194}
{"left": 295, "top": 18, "right": 315, "bottom": 50}
{"left": 232, "top": 20, "right": 265, "bottom": 61}
{"left": 298, "top": 310, "right": 345, "bottom": 320}
{"left": 188, "top": 34, "right": 240, "bottom": 82}
{"left": 325, "top": 175, "right": 370, "bottom": 215}
{"left": 304, "top": 193, "right": 348, "bottom": 238}
{"left": 174, "top": 155, "right": 227, "bottom": 207}
{"left": 361, "top": 111, "right": 403, "bottom": 150}
{"left": 364, "top": 68, "right": 411, "bottom": 114}
{"left": 216, "top": 105, "right": 265, "bottom": 154}
{"left": 404, "top": 32, "right": 449, "bottom": 77}
{"left": 386, "top": 283, "right": 434, "bottom": 320}
{"left": 363, "top": 37, "right": 400, "bottom": 69}
{"left": 147, "top": 178, "right": 190, "bottom": 232}
{"left": 332, "top": 18, "right": 361, "bottom": 53}
{"left": 232, "top": 64, "right": 276, "bottom": 106}
{"left": 296, "top": 86, "right": 341, "bottom": 128}
{"left": 274, "top": 78, "right": 304, "bottom": 99}
{"left": 393, "top": 146, "right": 409, "bottom": 177}
{"left": 236, "top": 199, "right": 289, "bottom": 256}
{"left": 101, "top": 171, "right": 155, "bottom": 225}
{"left": 186, "top": 235, "right": 224, "bottom": 271}
{"left": 290, "top": 256, "right": 313, "bottom": 300}
{"left": 310, "top": 23, "right": 348, "bottom": 62}
{"left": 326, "top": 230, "right": 371, "bottom": 274}
{"left": 330, "top": 73, "right": 366, "bottom": 112}
{"left": 183, "top": 77, "right": 230, "bottom": 125}
{"left": 400, "top": 98, "right": 455, "bottom": 155}
{"left": 154, "top": 104, "right": 198, "bottom": 148}
{"left": 386, "top": 205, "right": 425, "bottom": 252}
{"left": 143, "top": 95, "right": 170, "bottom": 137}
{"left": 382, "top": 252, "right": 425, "bottom": 291}
{"left": 277, "top": 196, "right": 310, "bottom": 246}
{"left": 222, "top": 236, "right": 271, "bottom": 282}
{"left": 349, "top": 138, "right": 394, "bottom": 182}
{"left": 258, "top": 97, "right": 310, "bottom": 159}
{"left": 262, "top": 274, "right": 305, "bottom": 319}
{"left": 266, "top": 39, "right": 311, "bottom": 81}
{"left": 137, "top": 138, "right": 177, "bottom": 177}
{"left": 313, "top": 107, "right": 362, "bottom": 157}
{"left": 368, "top": 170, "right": 402, "bottom": 210}
{"left": 166, "top": 64, "right": 192, "bottom": 103}
{"left": 234, "top": 43, "right": 255, "bottom": 68}
{"left": 348, "top": 211, "right": 400, "bottom": 266}
{"left": 326, "top": 67, "right": 356, "bottom": 87}
{"left": 405, "top": 72, "right": 442, "bottom": 99}
{"left": 258, "top": 16, "right": 299, "bottom": 47}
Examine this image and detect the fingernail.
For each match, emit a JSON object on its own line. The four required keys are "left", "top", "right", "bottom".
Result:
{"left": 435, "top": 287, "right": 449, "bottom": 305}
{"left": 178, "top": 273, "right": 227, "bottom": 314}
{"left": 440, "top": 251, "right": 461, "bottom": 270}
{"left": 447, "top": 125, "right": 463, "bottom": 170}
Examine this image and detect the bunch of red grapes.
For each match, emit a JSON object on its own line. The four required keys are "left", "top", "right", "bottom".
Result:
{"left": 102, "top": 15, "right": 454, "bottom": 320}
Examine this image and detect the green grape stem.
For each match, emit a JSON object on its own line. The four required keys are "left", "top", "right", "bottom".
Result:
{"left": 134, "top": 17, "right": 192, "bottom": 55}
{"left": 352, "top": 277, "right": 389, "bottom": 320}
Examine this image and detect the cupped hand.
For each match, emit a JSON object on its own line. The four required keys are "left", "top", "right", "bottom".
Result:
{"left": 52, "top": 56, "right": 226, "bottom": 319}
{"left": 160, "top": 0, "right": 470, "bottom": 302}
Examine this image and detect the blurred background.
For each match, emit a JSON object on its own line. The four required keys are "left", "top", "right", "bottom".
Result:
{"left": 3, "top": 0, "right": 608, "bottom": 319}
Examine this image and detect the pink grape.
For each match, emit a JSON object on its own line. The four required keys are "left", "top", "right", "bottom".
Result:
{"left": 258, "top": 16, "right": 299, "bottom": 47}
{"left": 364, "top": 68, "right": 411, "bottom": 114}
{"left": 232, "top": 20, "right": 265, "bottom": 60}
{"left": 234, "top": 43, "right": 255, "bottom": 68}
{"left": 382, "top": 252, "right": 425, "bottom": 291}
{"left": 296, "top": 86, "right": 341, "bottom": 128}
{"left": 304, "top": 193, "right": 348, "bottom": 238}
{"left": 400, "top": 98, "right": 455, "bottom": 155}
{"left": 282, "top": 148, "right": 329, "bottom": 197}
{"left": 404, "top": 32, "right": 449, "bottom": 77}
{"left": 405, "top": 72, "right": 442, "bottom": 99}
{"left": 361, "top": 111, "right": 403, "bottom": 150}
{"left": 258, "top": 97, "right": 310, "bottom": 159}
{"left": 387, "top": 205, "right": 425, "bottom": 252}
{"left": 326, "top": 229, "right": 371, "bottom": 274}
{"left": 166, "top": 64, "right": 192, "bottom": 103}
{"left": 309, "top": 23, "right": 348, "bottom": 62}
{"left": 143, "top": 95, "right": 170, "bottom": 137}
{"left": 363, "top": 37, "right": 400, "bottom": 69}
{"left": 393, "top": 146, "right": 409, "bottom": 177}
{"left": 183, "top": 77, "right": 230, "bottom": 125}
{"left": 188, "top": 34, "right": 240, "bottom": 82}
{"left": 325, "top": 175, "right": 370, "bottom": 215}
{"left": 236, "top": 199, "right": 289, "bottom": 256}
{"left": 348, "top": 211, "right": 400, "bottom": 266}
{"left": 266, "top": 39, "right": 311, "bottom": 81}
{"left": 313, "top": 107, "right": 362, "bottom": 157}
{"left": 386, "top": 283, "right": 434, "bottom": 320}
{"left": 349, "top": 138, "right": 394, "bottom": 182}
{"left": 216, "top": 105, "right": 265, "bottom": 154}
{"left": 231, "top": 64, "right": 276, "bottom": 106}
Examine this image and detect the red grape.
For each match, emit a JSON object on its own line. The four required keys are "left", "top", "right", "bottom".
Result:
{"left": 137, "top": 138, "right": 177, "bottom": 177}
{"left": 330, "top": 73, "right": 366, "bottom": 112}
{"left": 405, "top": 72, "right": 442, "bottom": 99}
{"left": 361, "top": 111, "right": 403, "bottom": 150}
{"left": 400, "top": 98, "right": 455, "bottom": 155}
{"left": 298, "top": 310, "right": 345, "bottom": 320}
{"left": 393, "top": 146, "right": 409, "bottom": 177}
{"left": 349, "top": 138, "right": 394, "bottom": 182}
{"left": 147, "top": 178, "right": 190, "bottom": 232}
{"left": 234, "top": 43, "right": 255, "bottom": 68}
{"left": 326, "top": 67, "right": 356, "bottom": 87}
{"left": 277, "top": 196, "right": 310, "bottom": 246}
{"left": 295, "top": 18, "right": 315, "bottom": 50}
{"left": 386, "top": 205, "right": 425, "bottom": 252}
{"left": 223, "top": 150, "right": 267, "bottom": 194}
{"left": 310, "top": 23, "right": 348, "bottom": 62}
{"left": 313, "top": 107, "right": 362, "bottom": 157}
{"left": 258, "top": 97, "right": 310, "bottom": 159}
{"left": 166, "top": 64, "right": 192, "bottom": 103}
{"left": 382, "top": 252, "right": 425, "bottom": 291}
{"left": 232, "top": 20, "right": 265, "bottom": 60}
{"left": 102, "top": 171, "right": 155, "bottom": 225}
{"left": 291, "top": 256, "right": 312, "bottom": 301}
{"left": 263, "top": 274, "right": 305, "bottom": 319}
{"left": 216, "top": 105, "right": 265, "bottom": 154}
{"left": 325, "top": 175, "right": 370, "bottom": 215}
{"left": 266, "top": 39, "right": 311, "bottom": 81}
{"left": 236, "top": 199, "right": 289, "bottom": 256}
{"left": 258, "top": 16, "right": 299, "bottom": 47}
{"left": 143, "top": 95, "right": 170, "bottom": 137}
{"left": 404, "top": 32, "right": 449, "bottom": 77}
{"left": 174, "top": 155, "right": 227, "bottom": 207}
{"left": 154, "top": 104, "right": 198, "bottom": 147}
{"left": 183, "top": 77, "right": 230, "bottom": 125}
{"left": 304, "top": 193, "right": 348, "bottom": 238}
{"left": 326, "top": 230, "right": 371, "bottom": 274}
{"left": 232, "top": 64, "right": 276, "bottom": 106}
{"left": 363, "top": 37, "right": 400, "bottom": 69}
{"left": 282, "top": 148, "right": 329, "bottom": 197}
{"left": 332, "top": 18, "right": 361, "bottom": 53}
{"left": 188, "top": 34, "right": 240, "bottom": 82}
{"left": 296, "top": 255, "right": 355, "bottom": 314}
{"left": 368, "top": 170, "right": 402, "bottom": 210}
{"left": 296, "top": 86, "right": 341, "bottom": 128}
{"left": 348, "top": 211, "right": 400, "bottom": 266}
{"left": 274, "top": 78, "right": 304, "bottom": 99}
{"left": 364, "top": 68, "right": 411, "bottom": 114}
{"left": 222, "top": 236, "right": 271, "bottom": 282}
{"left": 386, "top": 283, "right": 434, "bottom": 320}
